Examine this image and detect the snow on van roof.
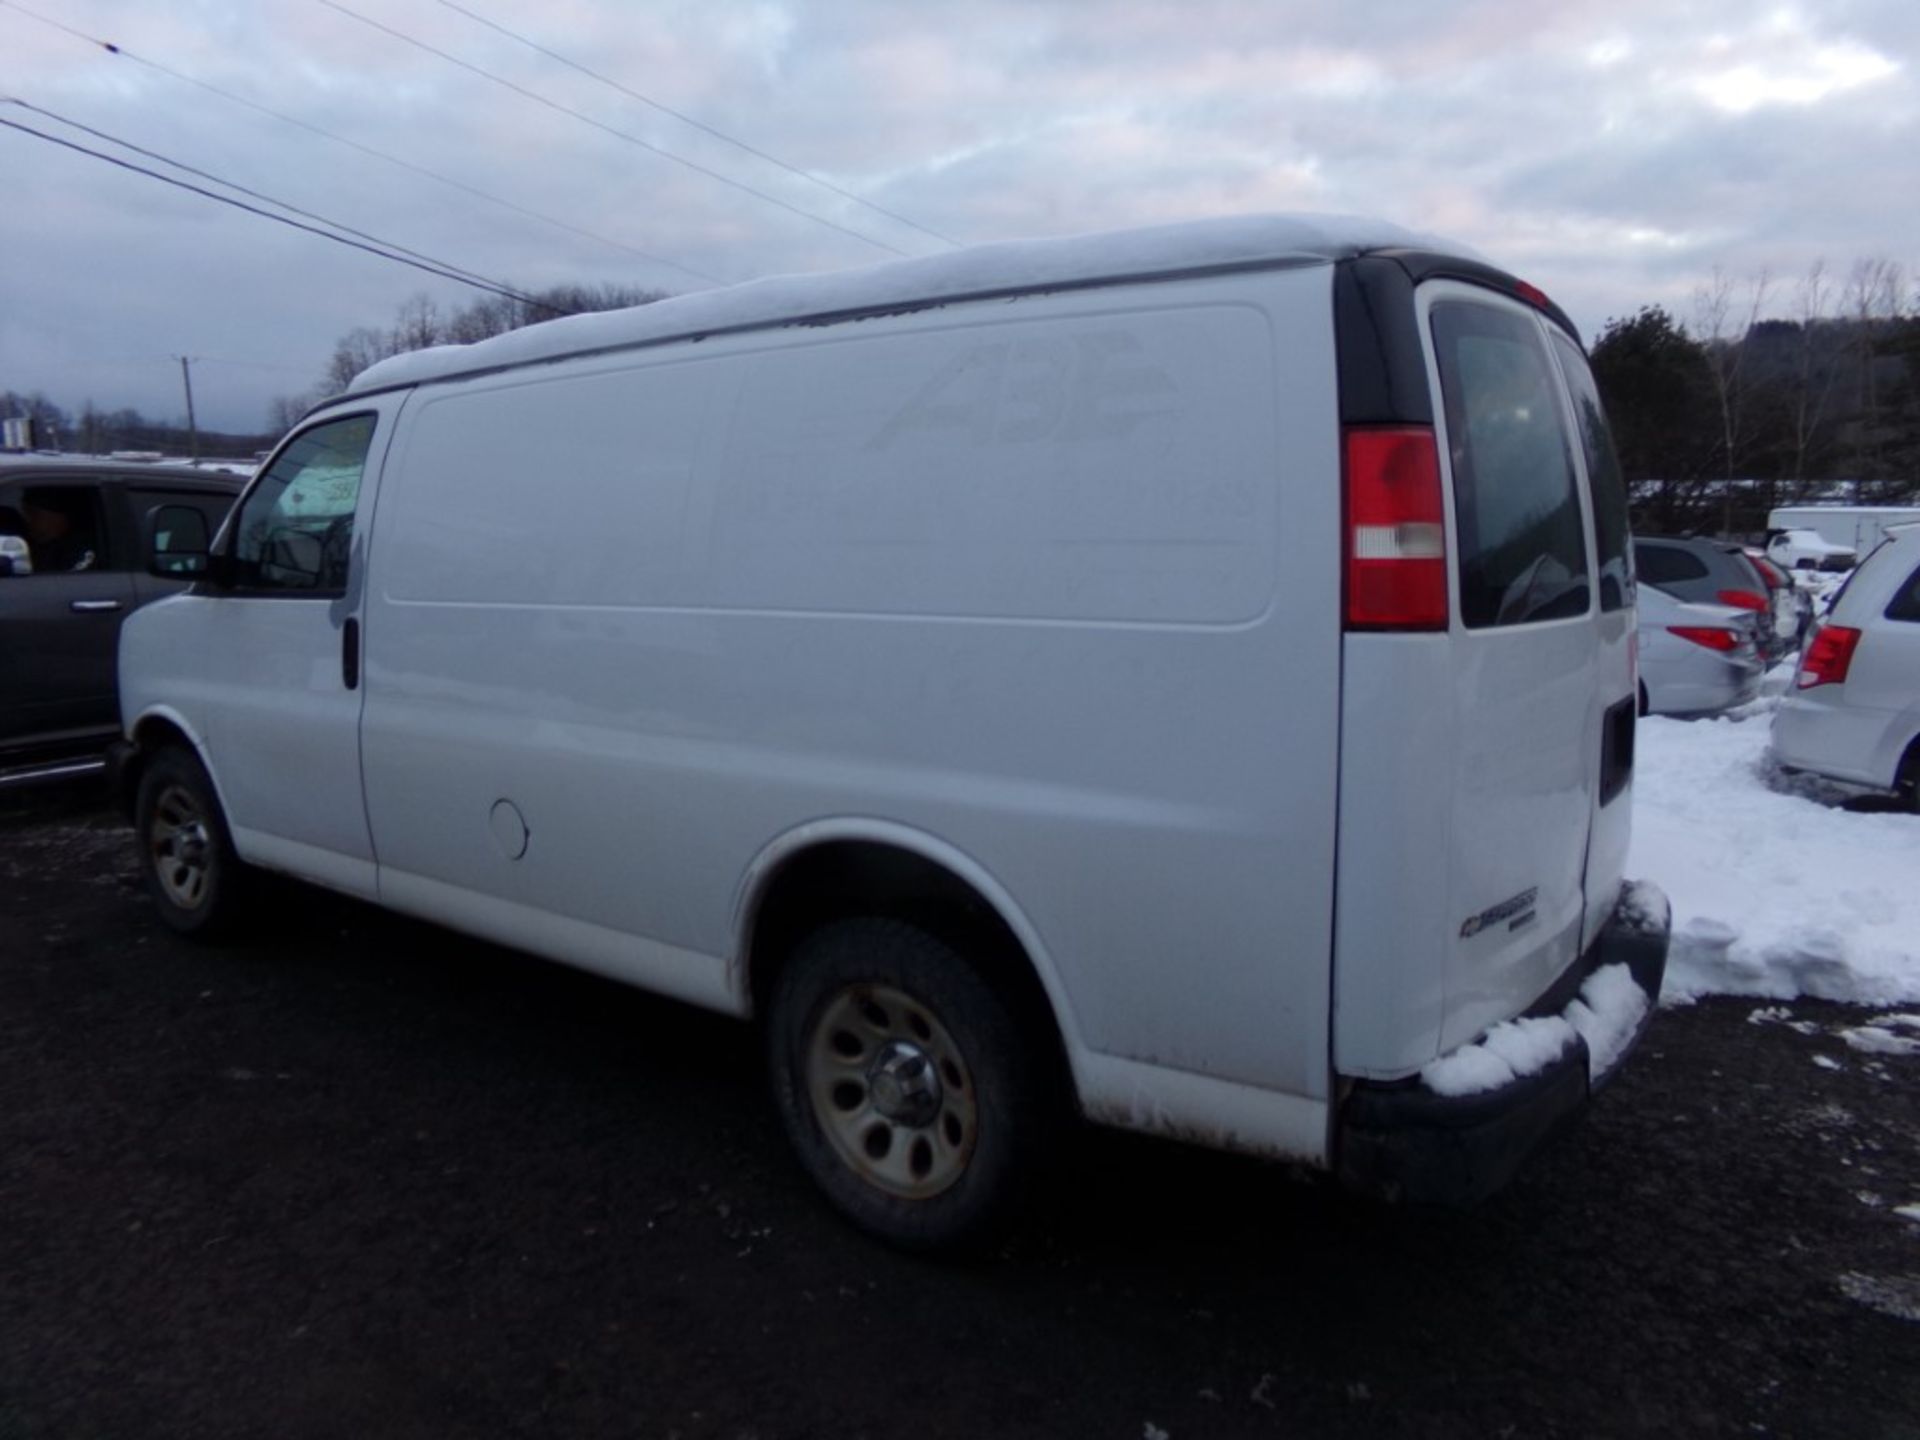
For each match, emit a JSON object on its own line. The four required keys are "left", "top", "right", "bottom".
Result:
{"left": 347, "top": 213, "right": 1471, "bottom": 395}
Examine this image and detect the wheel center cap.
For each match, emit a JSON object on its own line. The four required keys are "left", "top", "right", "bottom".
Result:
{"left": 867, "top": 1040, "right": 942, "bottom": 1127}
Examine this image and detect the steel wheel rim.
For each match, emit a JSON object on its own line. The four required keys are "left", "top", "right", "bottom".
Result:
{"left": 149, "top": 783, "right": 213, "bottom": 910}
{"left": 804, "top": 982, "right": 978, "bottom": 1200}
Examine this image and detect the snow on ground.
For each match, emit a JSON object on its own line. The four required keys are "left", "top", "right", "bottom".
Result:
{"left": 1630, "top": 671, "right": 1920, "bottom": 1007}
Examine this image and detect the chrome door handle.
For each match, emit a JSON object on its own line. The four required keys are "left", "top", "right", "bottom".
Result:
{"left": 70, "top": 599, "right": 124, "bottom": 613}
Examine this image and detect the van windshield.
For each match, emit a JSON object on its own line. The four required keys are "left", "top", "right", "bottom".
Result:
{"left": 1431, "top": 301, "right": 1591, "bottom": 629}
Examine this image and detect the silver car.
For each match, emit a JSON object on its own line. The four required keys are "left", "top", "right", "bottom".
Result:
{"left": 1771, "top": 525, "right": 1920, "bottom": 808}
{"left": 1636, "top": 582, "right": 1765, "bottom": 717}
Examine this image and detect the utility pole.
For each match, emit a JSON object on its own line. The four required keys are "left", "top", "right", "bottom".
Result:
{"left": 177, "top": 355, "right": 199, "bottom": 462}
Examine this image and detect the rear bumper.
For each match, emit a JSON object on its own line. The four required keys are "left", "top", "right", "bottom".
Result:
{"left": 1771, "top": 694, "right": 1899, "bottom": 791}
{"left": 1335, "top": 880, "right": 1671, "bottom": 1206}
{"left": 1645, "top": 656, "right": 1763, "bottom": 717}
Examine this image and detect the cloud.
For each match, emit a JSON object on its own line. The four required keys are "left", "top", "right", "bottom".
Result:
{"left": 1, "top": 0, "right": 1915, "bottom": 429}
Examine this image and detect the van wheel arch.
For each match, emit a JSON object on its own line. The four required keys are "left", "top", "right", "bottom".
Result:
{"left": 744, "top": 839, "right": 1073, "bottom": 1099}
{"left": 133, "top": 742, "right": 254, "bottom": 939}
{"left": 746, "top": 841, "right": 1073, "bottom": 1247}
{"left": 120, "top": 716, "right": 202, "bottom": 815}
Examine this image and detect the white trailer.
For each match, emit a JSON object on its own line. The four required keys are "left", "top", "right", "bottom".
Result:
{"left": 1768, "top": 505, "right": 1920, "bottom": 556}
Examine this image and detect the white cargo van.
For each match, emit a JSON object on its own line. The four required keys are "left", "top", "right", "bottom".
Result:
{"left": 115, "top": 217, "right": 1669, "bottom": 1247}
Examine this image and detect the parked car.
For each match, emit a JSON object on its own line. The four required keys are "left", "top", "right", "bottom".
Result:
{"left": 1743, "top": 548, "right": 1816, "bottom": 650}
{"left": 1768, "top": 527, "right": 1857, "bottom": 574}
{"left": 1635, "top": 582, "right": 1766, "bottom": 717}
{"left": 0, "top": 457, "right": 243, "bottom": 785}
{"left": 112, "top": 215, "right": 1671, "bottom": 1247}
{"left": 1632, "top": 535, "right": 1794, "bottom": 665}
{"left": 1771, "top": 524, "right": 1920, "bottom": 808}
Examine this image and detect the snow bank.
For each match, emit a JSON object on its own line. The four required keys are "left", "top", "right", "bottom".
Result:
{"left": 1630, "top": 687, "right": 1920, "bottom": 1007}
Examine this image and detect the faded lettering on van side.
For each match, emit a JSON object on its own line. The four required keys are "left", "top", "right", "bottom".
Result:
{"left": 866, "top": 331, "right": 1178, "bottom": 452}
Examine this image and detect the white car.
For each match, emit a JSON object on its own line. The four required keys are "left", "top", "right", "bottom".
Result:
{"left": 1771, "top": 525, "right": 1920, "bottom": 808}
{"left": 112, "top": 215, "right": 1672, "bottom": 1246}
{"left": 1635, "top": 582, "right": 1766, "bottom": 717}
{"left": 1768, "top": 527, "right": 1857, "bottom": 575}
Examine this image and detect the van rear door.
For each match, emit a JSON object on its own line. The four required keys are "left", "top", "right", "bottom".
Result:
{"left": 1545, "top": 330, "right": 1637, "bottom": 953}
{"left": 1421, "top": 284, "right": 1610, "bottom": 1055}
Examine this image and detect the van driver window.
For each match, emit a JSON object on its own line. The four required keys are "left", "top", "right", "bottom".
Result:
{"left": 231, "top": 415, "right": 376, "bottom": 594}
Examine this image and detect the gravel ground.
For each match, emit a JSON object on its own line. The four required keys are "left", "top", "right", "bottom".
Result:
{"left": 2, "top": 782, "right": 1917, "bottom": 1440}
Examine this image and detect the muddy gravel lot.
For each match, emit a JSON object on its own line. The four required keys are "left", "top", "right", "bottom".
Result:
{"left": 2, "top": 783, "right": 1917, "bottom": 1440}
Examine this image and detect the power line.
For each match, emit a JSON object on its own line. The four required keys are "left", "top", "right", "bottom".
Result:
{"left": 12, "top": 98, "right": 522, "bottom": 298}
{"left": 0, "top": 109, "right": 568, "bottom": 313}
{"left": 0, "top": 0, "right": 723, "bottom": 286}
{"left": 430, "top": 0, "right": 959, "bottom": 250}
{"left": 313, "top": 0, "right": 918, "bottom": 259}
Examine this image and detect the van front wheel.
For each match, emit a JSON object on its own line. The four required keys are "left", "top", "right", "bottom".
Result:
{"left": 767, "top": 918, "right": 1057, "bottom": 1251}
{"left": 135, "top": 746, "right": 251, "bottom": 940}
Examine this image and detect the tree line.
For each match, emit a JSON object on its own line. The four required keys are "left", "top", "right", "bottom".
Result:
{"left": 1591, "top": 259, "right": 1920, "bottom": 536}
{"left": 266, "top": 282, "right": 668, "bottom": 431}
{"left": 0, "top": 389, "right": 274, "bottom": 460}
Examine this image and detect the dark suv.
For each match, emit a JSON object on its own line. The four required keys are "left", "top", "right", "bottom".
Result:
{"left": 1, "top": 456, "right": 244, "bottom": 786}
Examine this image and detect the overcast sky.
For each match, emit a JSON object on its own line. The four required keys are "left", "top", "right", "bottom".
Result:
{"left": 3, "top": 0, "right": 1915, "bottom": 433}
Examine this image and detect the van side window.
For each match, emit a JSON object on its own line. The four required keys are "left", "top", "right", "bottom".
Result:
{"left": 1432, "top": 302, "right": 1591, "bottom": 629}
{"left": 230, "top": 415, "right": 376, "bottom": 595}
{"left": 1550, "top": 333, "right": 1633, "bottom": 611}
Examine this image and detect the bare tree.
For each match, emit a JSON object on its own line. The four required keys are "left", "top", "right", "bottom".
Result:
{"left": 1692, "top": 264, "right": 1771, "bottom": 533}
{"left": 1781, "top": 259, "right": 1843, "bottom": 495}
{"left": 266, "top": 393, "right": 317, "bottom": 435}
{"left": 389, "top": 293, "right": 443, "bottom": 353}
{"left": 304, "top": 283, "right": 669, "bottom": 401}
{"left": 1839, "top": 258, "right": 1906, "bottom": 496}
{"left": 324, "top": 326, "right": 395, "bottom": 393}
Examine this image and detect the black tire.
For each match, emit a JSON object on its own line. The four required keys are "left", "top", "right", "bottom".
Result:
{"left": 1637, "top": 681, "right": 1650, "bottom": 718}
{"left": 1897, "top": 741, "right": 1920, "bottom": 814}
{"left": 134, "top": 745, "right": 252, "bottom": 940}
{"left": 766, "top": 917, "right": 1063, "bottom": 1252}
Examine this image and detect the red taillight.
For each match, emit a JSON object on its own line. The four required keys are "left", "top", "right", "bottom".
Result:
{"left": 1796, "top": 625, "right": 1862, "bottom": 688}
{"left": 1668, "top": 625, "right": 1740, "bottom": 652}
{"left": 1716, "top": 588, "right": 1768, "bottom": 612}
{"left": 1344, "top": 426, "right": 1447, "bottom": 631}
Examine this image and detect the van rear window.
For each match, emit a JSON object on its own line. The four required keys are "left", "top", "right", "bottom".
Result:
{"left": 1431, "top": 301, "right": 1590, "bottom": 629}
{"left": 1551, "top": 333, "right": 1633, "bottom": 611}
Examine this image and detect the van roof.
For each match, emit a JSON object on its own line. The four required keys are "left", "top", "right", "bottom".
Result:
{"left": 343, "top": 213, "right": 1479, "bottom": 399}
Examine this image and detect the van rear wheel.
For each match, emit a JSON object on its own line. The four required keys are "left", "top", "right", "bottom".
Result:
{"left": 135, "top": 746, "right": 251, "bottom": 940}
{"left": 766, "top": 917, "right": 1058, "bottom": 1251}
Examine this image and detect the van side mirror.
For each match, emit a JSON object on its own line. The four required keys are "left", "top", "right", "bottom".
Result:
{"left": 149, "top": 505, "right": 211, "bottom": 578}
{"left": 0, "top": 535, "right": 31, "bottom": 577}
